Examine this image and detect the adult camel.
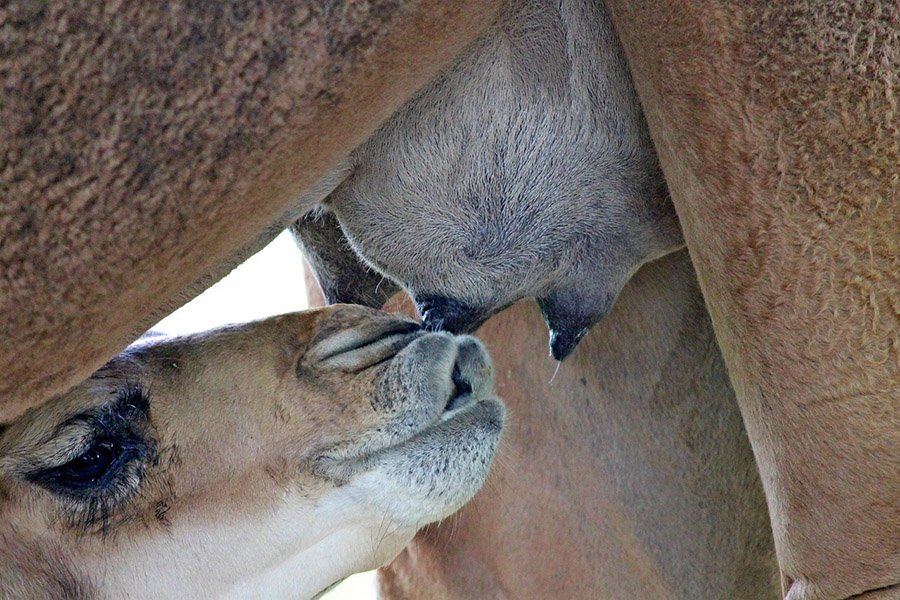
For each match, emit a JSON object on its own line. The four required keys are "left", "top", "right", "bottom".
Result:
{"left": 0, "top": 0, "right": 504, "bottom": 421}
{"left": 2, "top": 1, "right": 895, "bottom": 599}
{"left": 603, "top": 3, "right": 899, "bottom": 599}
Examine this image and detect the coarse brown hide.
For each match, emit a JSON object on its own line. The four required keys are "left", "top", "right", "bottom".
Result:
{"left": 302, "top": 252, "right": 778, "bottom": 599}
{"left": 3, "top": 1, "right": 895, "bottom": 598}
{"left": 0, "top": 305, "right": 503, "bottom": 599}
{"left": 0, "top": 0, "right": 503, "bottom": 420}
{"left": 603, "top": 1, "right": 900, "bottom": 599}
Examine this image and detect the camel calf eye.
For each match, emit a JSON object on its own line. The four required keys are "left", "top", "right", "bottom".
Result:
{"left": 43, "top": 440, "right": 121, "bottom": 490}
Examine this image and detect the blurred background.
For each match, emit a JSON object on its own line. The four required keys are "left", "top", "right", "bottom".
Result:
{"left": 154, "top": 231, "right": 308, "bottom": 336}
{"left": 154, "top": 230, "right": 378, "bottom": 599}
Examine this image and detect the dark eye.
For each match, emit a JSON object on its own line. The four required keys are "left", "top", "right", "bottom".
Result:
{"left": 49, "top": 440, "right": 121, "bottom": 489}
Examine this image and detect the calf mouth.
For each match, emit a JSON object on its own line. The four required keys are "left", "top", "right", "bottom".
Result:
{"left": 315, "top": 395, "right": 505, "bottom": 488}
{"left": 312, "top": 334, "right": 504, "bottom": 482}
{"left": 352, "top": 394, "right": 505, "bottom": 523}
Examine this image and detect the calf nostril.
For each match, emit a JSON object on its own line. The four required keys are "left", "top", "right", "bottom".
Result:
{"left": 446, "top": 364, "right": 474, "bottom": 412}
{"left": 452, "top": 364, "right": 473, "bottom": 396}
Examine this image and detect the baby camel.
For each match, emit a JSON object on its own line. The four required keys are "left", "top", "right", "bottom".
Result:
{"left": 0, "top": 305, "right": 503, "bottom": 599}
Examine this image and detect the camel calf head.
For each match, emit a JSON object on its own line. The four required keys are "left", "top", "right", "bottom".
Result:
{"left": 299, "top": 0, "right": 684, "bottom": 360}
{"left": 0, "top": 306, "right": 503, "bottom": 599}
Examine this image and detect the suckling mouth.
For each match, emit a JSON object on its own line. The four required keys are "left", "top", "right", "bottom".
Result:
{"left": 311, "top": 395, "right": 496, "bottom": 483}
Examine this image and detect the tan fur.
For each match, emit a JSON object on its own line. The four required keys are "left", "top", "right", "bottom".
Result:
{"left": 0, "top": 0, "right": 504, "bottom": 420}
{"left": 304, "top": 255, "right": 779, "bottom": 599}
{"left": 604, "top": 1, "right": 899, "bottom": 598}
{"left": 3, "top": 1, "right": 895, "bottom": 597}
{"left": 0, "top": 306, "right": 503, "bottom": 598}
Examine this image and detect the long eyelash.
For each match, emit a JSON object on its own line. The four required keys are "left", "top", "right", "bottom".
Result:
{"left": 52, "top": 384, "right": 150, "bottom": 442}
{"left": 117, "top": 384, "right": 150, "bottom": 418}
{"left": 38, "top": 384, "right": 156, "bottom": 534}
{"left": 53, "top": 437, "right": 157, "bottom": 536}
{"left": 66, "top": 459, "right": 150, "bottom": 535}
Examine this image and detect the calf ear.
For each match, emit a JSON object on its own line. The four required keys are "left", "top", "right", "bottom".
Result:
{"left": 290, "top": 211, "right": 399, "bottom": 309}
